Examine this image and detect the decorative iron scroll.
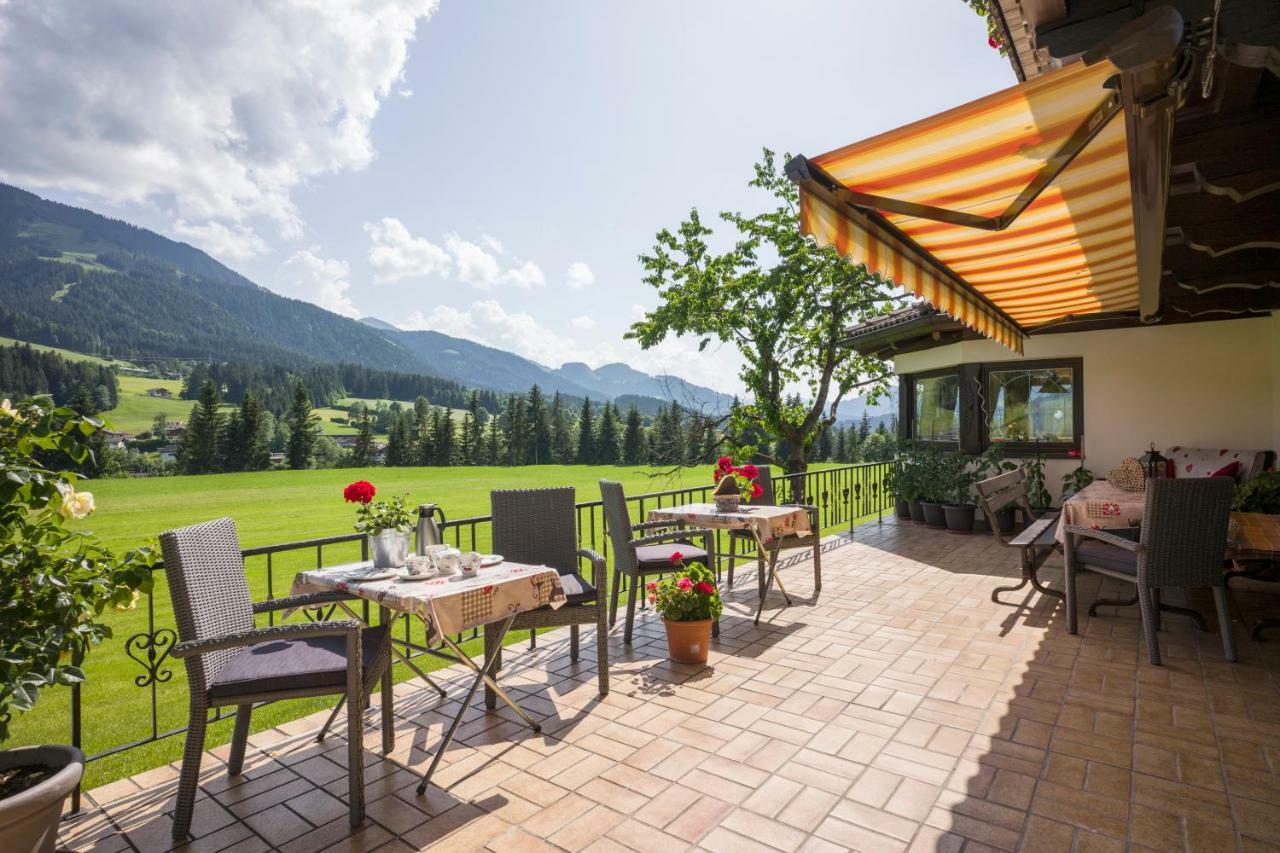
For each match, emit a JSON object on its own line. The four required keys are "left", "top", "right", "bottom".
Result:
{"left": 125, "top": 628, "right": 176, "bottom": 688}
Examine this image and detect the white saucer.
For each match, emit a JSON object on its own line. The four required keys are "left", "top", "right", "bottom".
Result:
{"left": 395, "top": 568, "right": 437, "bottom": 582}
{"left": 480, "top": 555, "right": 503, "bottom": 567}
{"left": 350, "top": 568, "right": 397, "bottom": 582}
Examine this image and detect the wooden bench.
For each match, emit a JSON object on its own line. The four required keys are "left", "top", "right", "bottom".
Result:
{"left": 975, "top": 468, "right": 1063, "bottom": 605}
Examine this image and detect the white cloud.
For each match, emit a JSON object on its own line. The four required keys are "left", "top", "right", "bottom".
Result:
{"left": 501, "top": 259, "right": 546, "bottom": 289}
{"left": 444, "top": 233, "right": 503, "bottom": 287}
{"left": 569, "top": 315, "right": 596, "bottom": 330}
{"left": 631, "top": 303, "right": 649, "bottom": 320}
{"left": 0, "top": 0, "right": 439, "bottom": 262}
{"left": 274, "top": 248, "right": 361, "bottom": 318}
{"left": 365, "top": 217, "right": 451, "bottom": 283}
{"left": 479, "top": 234, "right": 504, "bottom": 254}
{"left": 566, "top": 262, "right": 595, "bottom": 289}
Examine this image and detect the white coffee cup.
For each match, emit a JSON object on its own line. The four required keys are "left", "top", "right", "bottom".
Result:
{"left": 405, "top": 555, "right": 431, "bottom": 577}
{"left": 459, "top": 551, "right": 482, "bottom": 575}
{"left": 434, "top": 547, "right": 462, "bottom": 576}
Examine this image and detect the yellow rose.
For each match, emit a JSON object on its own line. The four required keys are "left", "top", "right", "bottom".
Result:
{"left": 114, "top": 589, "right": 141, "bottom": 611}
{"left": 59, "top": 490, "right": 95, "bottom": 519}
{"left": 0, "top": 398, "right": 15, "bottom": 419}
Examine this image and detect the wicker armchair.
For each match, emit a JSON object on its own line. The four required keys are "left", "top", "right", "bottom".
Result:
{"left": 158, "top": 518, "right": 392, "bottom": 840}
{"left": 724, "top": 465, "right": 823, "bottom": 594}
{"left": 488, "top": 488, "right": 609, "bottom": 703}
{"left": 599, "top": 480, "right": 716, "bottom": 644}
{"left": 1063, "top": 477, "right": 1236, "bottom": 665}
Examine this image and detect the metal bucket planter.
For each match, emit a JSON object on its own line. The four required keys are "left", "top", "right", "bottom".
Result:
{"left": 0, "top": 745, "right": 84, "bottom": 853}
{"left": 369, "top": 529, "right": 410, "bottom": 569}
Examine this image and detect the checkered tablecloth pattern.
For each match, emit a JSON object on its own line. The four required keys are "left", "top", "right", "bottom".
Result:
{"left": 1055, "top": 480, "right": 1146, "bottom": 544}
{"left": 291, "top": 560, "right": 564, "bottom": 646}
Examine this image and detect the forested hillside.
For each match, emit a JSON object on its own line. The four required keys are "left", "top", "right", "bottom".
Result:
{"left": 0, "top": 341, "right": 118, "bottom": 410}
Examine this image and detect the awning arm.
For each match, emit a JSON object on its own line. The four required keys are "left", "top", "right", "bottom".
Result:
{"left": 788, "top": 92, "right": 1121, "bottom": 233}
{"left": 786, "top": 155, "right": 1027, "bottom": 338}
{"left": 1083, "top": 5, "right": 1188, "bottom": 322}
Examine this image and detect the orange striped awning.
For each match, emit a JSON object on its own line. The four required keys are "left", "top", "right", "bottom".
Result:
{"left": 791, "top": 59, "right": 1136, "bottom": 353}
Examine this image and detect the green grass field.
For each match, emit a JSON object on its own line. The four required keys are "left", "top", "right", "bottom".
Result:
{"left": 8, "top": 463, "right": 867, "bottom": 788}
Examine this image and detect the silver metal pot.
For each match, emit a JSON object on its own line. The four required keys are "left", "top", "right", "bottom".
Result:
{"left": 369, "top": 530, "right": 410, "bottom": 569}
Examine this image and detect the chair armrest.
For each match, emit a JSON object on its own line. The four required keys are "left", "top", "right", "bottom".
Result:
{"left": 576, "top": 547, "right": 606, "bottom": 571}
{"left": 1064, "top": 525, "right": 1143, "bottom": 553}
{"left": 252, "top": 591, "right": 354, "bottom": 614}
{"left": 172, "top": 620, "right": 360, "bottom": 659}
{"left": 632, "top": 528, "right": 716, "bottom": 547}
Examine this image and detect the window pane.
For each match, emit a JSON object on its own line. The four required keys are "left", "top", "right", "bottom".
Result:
{"left": 987, "top": 367, "right": 1074, "bottom": 443}
{"left": 913, "top": 374, "right": 960, "bottom": 442}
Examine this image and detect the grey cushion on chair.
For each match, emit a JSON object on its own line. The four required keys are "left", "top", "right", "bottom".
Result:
{"left": 554, "top": 571, "right": 597, "bottom": 606}
{"left": 208, "top": 624, "right": 389, "bottom": 700}
{"left": 634, "top": 542, "right": 708, "bottom": 568}
{"left": 1074, "top": 527, "right": 1141, "bottom": 576}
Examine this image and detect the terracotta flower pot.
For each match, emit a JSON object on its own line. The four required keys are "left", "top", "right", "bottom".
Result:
{"left": 663, "top": 618, "right": 713, "bottom": 664}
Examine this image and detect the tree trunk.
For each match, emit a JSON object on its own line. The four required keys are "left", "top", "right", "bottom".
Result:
{"left": 784, "top": 453, "right": 808, "bottom": 502}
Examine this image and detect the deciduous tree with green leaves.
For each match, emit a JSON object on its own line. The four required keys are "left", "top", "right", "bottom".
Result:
{"left": 628, "top": 149, "right": 900, "bottom": 476}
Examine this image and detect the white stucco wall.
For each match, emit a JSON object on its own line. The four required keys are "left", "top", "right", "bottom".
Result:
{"left": 893, "top": 315, "right": 1280, "bottom": 502}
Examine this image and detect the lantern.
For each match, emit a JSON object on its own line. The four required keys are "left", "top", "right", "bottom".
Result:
{"left": 1139, "top": 443, "right": 1168, "bottom": 479}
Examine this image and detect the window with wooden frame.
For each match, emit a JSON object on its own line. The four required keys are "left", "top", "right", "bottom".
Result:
{"left": 901, "top": 358, "right": 1083, "bottom": 457}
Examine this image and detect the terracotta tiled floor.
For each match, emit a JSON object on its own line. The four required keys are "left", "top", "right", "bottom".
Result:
{"left": 60, "top": 518, "right": 1280, "bottom": 852}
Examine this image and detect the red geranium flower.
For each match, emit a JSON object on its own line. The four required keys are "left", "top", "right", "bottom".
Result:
{"left": 668, "top": 551, "right": 684, "bottom": 565}
{"left": 343, "top": 480, "right": 376, "bottom": 504}
{"left": 716, "top": 456, "right": 733, "bottom": 473}
{"left": 695, "top": 581, "right": 715, "bottom": 595}
{"left": 751, "top": 482, "right": 764, "bottom": 499}
{"left": 740, "top": 463, "right": 759, "bottom": 480}
{"left": 712, "top": 469, "right": 723, "bottom": 483}
{"left": 1067, "top": 449, "right": 1081, "bottom": 459}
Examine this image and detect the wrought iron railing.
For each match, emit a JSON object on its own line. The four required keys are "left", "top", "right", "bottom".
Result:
{"left": 63, "top": 461, "right": 892, "bottom": 805}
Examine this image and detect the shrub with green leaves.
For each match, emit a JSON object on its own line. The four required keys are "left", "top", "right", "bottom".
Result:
{"left": 0, "top": 397, "right": 157, "bottom": 742}
{"left": 1233, "top": 471, "right": 1280, "bottom": 514}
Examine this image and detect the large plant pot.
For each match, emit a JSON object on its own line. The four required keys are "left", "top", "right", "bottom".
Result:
{"left": 920, "top": 501, "right": 947, "bottom": 529}
{"left": 994, "top": 506, "right": 1016, "bottom": 534}
{"left": 663, "top": 618, "right": 713, "bottom": 664}
{"left": 0, "top": 745, "right": 83, "bottom": 853}
{"left": 369, "top": 530, "right": 410, "bottom": 569}
{"left": 894, "top": 497, "right": 911, "bottom": 519}
{"left": 907, "top": 499, "right": 926, "bottom": 525}
{"left": 943, "top": 504, "right": 975, "bottom": 534}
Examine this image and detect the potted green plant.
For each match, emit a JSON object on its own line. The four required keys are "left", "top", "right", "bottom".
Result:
{"left": 648, "top": 553, "right": 723, "bottom": 664}
{"left": 1, "top": 398, "right": 156, "bottom": 853}
{"left": 1234, "top": 471, "right": 1280, "bottom": 514}
{"left": 942, "top": 451, "right": 976, "bottom": 534}
{"left": 1061, "top": 461, "right": 1094, "bottom": 501}
{"left": 885, "top": 463, "right": 910, "bottom": 519}
{"left": 344, "top": 480, "right": 415, "bottom": 569}
{"left": 1021, "top": 443, "right": 1053, "bottom": 512}
{"left": 915, "top": 444, "right": 949, "bottom": 529}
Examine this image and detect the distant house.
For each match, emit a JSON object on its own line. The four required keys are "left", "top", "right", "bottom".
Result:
{"left": 268, "top": 452, "right": 286, "bottom": 466}
{"left": 164, "top": 422, "right": 185, "bottom": 438}
{"left": 101, "top": 430, "right": 134, "bottom": 449}
{"left": 147, "top": 387, "right": 173, "bottom": 398}
{"left": 333, "top": 435, "right": 360, "bottom": 449}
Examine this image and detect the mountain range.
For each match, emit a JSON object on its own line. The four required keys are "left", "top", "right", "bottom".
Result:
{"left": 0, "top": 183, "right": 733, "bottom": 410}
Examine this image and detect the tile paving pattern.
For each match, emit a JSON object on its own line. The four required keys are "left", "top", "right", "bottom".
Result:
{"left": 60, "top": 518, "right": 1280, "bottom": 852}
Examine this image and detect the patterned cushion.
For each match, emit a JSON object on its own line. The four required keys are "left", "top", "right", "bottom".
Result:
{"left": 1165, "top": 447, "right": 1269, "bottom": 481}
{"left": 208, "top": 624, "right": 388, "bottom": 700}
{"left": 634, "top": 542, "right": 709, "bottom": 569}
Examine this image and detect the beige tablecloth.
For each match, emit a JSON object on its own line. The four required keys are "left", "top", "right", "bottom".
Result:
{"left": 290, "top": 560, "right": 564, "bottom": 646}
{"left": 1055, "top": 480, "right": 1145, "bottom": 544}
{"left": 648, "top": 502, "right": 812, "bottom": 544}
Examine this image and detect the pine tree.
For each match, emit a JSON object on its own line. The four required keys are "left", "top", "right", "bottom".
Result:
{"left": 178, "top": 379, "right": 224, "bottom": 474}
{"left": 817, "top": 423, "right": 833, "bottom": 461}
{"left": 596, "top": 402, "right": 620, "bottom": 464}
{"left": 527, "top": 384, "right": 550, "bottom": 464}
{"left": 351, "top": 405, "right": 376, "bottom": 467}
{"left": 464, "top": 391, "right": 482, "bottom": 464}
{"left": 622, "top": 405, "right": 645, "bottom": 464}
{"left": 550, "top": 392, "right": 574, "bottom": 464}
{"left": 415, "top": 402, "right": 435, "bottom": 466}
{"left": 285, "top": 381, "right": 319, "bottom": 469}
{"left": 858, "top": 411, "right": 872, "bottom": 445}
{"left": 651, "top": 403, "right": 684, "bottom": 466}
{"left": 484, "top": 414, "right": 503, "bottom": 465}
{"left": 575, "top": 398, "right": 594, "bottom": 464}
{"left": 834, "top": 425, "right": 847, "bottom": 463}
{"left": 435, "top": 411, "right": 455, "bottom": 465}
{"left": 384, "top": 412, "right": 411, "bottom": 467}
{"left": 504, "top": 394, "right": 527, "bottom": 464}
{"left": 239, "top": 393, "right": 270, "bottom": 470}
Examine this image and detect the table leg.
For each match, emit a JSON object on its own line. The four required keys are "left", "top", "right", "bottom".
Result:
{"left": 753, "top": 537, "right": 789, "bottom": 626}
{"left": 379, "top": 607, "right": 394, "bottom": 753}
{"left": 416, "top": 615, "right": 539, "bottom": 795}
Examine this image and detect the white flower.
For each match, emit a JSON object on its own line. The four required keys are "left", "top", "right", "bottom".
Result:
{"left": 59, "top": 491, "right": 95, "bottom": 519}
{"left": 0, "top": 398, "right": 16, "bottom": 419}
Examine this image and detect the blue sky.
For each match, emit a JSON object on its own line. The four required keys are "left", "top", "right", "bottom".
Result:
{"left": 0, "top": 1, "right": 1014, "bottom": 393}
